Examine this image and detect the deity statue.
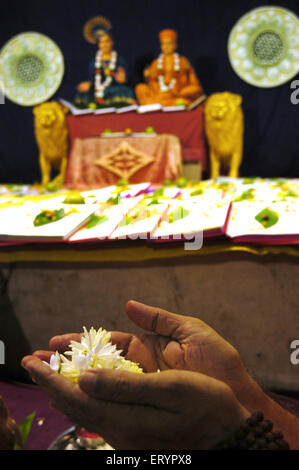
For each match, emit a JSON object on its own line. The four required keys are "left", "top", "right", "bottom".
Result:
{"left": 135, "top": 29, "right": 203, "bottom": 107}
{"left": 75, "top": 17, "right": 136, "bottom": 108}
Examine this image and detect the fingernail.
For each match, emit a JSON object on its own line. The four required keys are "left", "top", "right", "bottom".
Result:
{"left": 21, "top": 357, "right": 32, "bottom": 369}
{"left": 79, "top": 372, "right": 96, "bottom": 393}
{"left": 127, "top": 300, "right": 145, "bottom": 310}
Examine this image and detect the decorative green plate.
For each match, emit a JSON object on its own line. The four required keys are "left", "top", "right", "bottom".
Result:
{"left": 228, "top": 6, "right": 299, "bottom": 88}
{"left": 0, "top": 32, "right": 64, "bottom": 106}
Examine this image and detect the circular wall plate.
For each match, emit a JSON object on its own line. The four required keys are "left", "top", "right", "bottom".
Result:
{"left": 228, "top": 6, "right": 299, "bottom": 88}
{"left": 0, "top": 32, "right": 64, "bottom": 106}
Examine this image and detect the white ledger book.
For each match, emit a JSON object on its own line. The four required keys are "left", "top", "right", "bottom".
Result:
{"left": 111, "top": 203, "right": 168, "bottom": 240}
{"left": 93, "top": 107, "right": 116, "bottom": 115}
{"left": 187, "top": 94, "right": 207, "bottom": 110}
{"left": 152, "top": 200, "right": 230, "bottom": 240}
{"left": 81, "top": 186, "right": 117, "bottom": 204}
{"left": 137, "top": 103, "right": 162, "bottom": 114}
{"left": 59, "top": 99, "right": 94, "bottom": 115}
{"left": 116, "top": 104, "right": 138, "bottom": 113}
{"left": 69, "top": 196, "right": 143, "bottom": 242}
{"left": 0, "top": 201, "right": 97, "bottom": 242}
{"left": 118, "top": 183, "right": 151, "bottom": 198}
{"left": 162, "top": 105, "right": 186, "bottom": 112}
{"left": 225, "top": 200, "right": 299, "bottom": 242}
{"left": 69, "top": 206, "right": 126, "bottom": 242}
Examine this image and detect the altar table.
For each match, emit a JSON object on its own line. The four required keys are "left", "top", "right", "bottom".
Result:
{"left": 0, "top": 239, "right": 299, "bottom": 395}
{"left": 66, "top": 105, "right": 207, "bottom": 169}
{"left": 65, "top": 134, "right": 182, "bottom": 188}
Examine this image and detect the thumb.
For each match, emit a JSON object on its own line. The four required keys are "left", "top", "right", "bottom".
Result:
{"left": 126, "top": 300, "right": 186, "bottom": 339}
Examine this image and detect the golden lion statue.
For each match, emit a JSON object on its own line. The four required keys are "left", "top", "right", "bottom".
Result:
{"left": 33, "top": 101, "right": 69, "bottom": 187}
{"left": 204, "top": 92, "right": 244, "bottom": 179}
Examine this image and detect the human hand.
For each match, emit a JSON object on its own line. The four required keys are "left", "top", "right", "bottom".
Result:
{"left": 21, "top": 356, "right": 249, "bottom": 450}
{"left": 77, "top": 81, "right": 91, "bottom": 93}
{"left": 34, "top": 301, "right": 255, "bottom": 407}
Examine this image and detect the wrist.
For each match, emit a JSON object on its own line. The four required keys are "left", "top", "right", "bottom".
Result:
{"left": 234, "top": 372, "right": 299, "bottom": 449}
{"left": 204, "top": 386, "right": 250, "bottom": 450}
{"left": 234, "top": 371, "right": 268, "bottom": 412}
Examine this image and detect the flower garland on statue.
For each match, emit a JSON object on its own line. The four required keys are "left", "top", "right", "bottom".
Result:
{"left": 94, "top": 50, "right": 117, "bottom": 99}
{"left": 157, "top": 53, "right": 180, "bottom": 92}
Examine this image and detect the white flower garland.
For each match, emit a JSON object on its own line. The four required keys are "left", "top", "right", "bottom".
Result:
{"left": 94, "top": 50, "right": 117, "bottom": 99}
{"left": 157, "top": 53, "right": 180, "bottom": 92}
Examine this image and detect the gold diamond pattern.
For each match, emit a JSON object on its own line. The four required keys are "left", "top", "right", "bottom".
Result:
{"left": 94, "top": 141, "right": 155, "bottom": 179}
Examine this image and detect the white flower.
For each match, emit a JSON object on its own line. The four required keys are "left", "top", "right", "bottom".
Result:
{"left": 47, "top": 326, "right": 143, "bottom": 383}
{"left": 44, "top": 350, "right": 61, "bottom": 372}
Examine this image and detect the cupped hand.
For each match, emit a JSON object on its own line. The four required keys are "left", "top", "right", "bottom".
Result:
{"left": 33, "top": 301, "right": 253, "bottom": 405}
{"left": 21, "top": 355, "right": 249, "bottom": 450}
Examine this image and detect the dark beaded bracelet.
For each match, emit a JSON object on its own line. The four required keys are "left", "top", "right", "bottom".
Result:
{"left": 214, "top": 411, "right": 290, "bottom": 450}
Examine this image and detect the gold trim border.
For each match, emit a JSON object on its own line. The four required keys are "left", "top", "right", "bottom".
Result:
{"left": 0, "top": 240, "right": 299, "bottom": 263}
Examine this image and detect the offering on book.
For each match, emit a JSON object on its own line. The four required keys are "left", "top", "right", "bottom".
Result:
{"left": 69, "top": 206, "right": 125, "bottom": 243}
{"left": 225, "top": 200, "right": 299, "bottom": 243}
{"left": 0, "top": 201, "right": 97, "bottom": 242}
{"left": 33, "top": 208, "right": 66, "bottom": 227}
{"left": 69, "top": 196, "right": 142, "bottom": 242}
{"left": 111, "top": 202, "right": 168, "bottom": 240}
{"left": 81, "top": 186, "right": 117, "bottom": 204}
{"left": 151, "top": 200, "right": 229, "bottom": 241}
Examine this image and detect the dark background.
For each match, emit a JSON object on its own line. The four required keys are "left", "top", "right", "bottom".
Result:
{"left": 0, "top": 0, "right": 298, "bottom": 183}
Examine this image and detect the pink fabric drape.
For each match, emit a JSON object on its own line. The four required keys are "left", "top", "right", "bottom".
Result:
{"left": 65, "top": 134, "right": 182, "bottom": 189}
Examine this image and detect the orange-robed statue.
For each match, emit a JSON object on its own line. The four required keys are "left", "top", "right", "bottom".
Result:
{"left": 135, "top": 29, "right": 203, "bottom": 107}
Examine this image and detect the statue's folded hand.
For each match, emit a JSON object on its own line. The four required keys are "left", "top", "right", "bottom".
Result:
{"left": 77, "top": 81, "right": 91, "bottom": 93}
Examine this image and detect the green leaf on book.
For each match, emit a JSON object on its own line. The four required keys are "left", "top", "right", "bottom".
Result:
{"left": 235, "top": 188, "right": 255, "bottom": 202}
{"left": 119, "top": 208, "right": 148, "bottom": 226}
{"left": 285, "top": 190, "right": 298, "bottom": 198}
{"left": 63, "top": 193, "right": 85, "bottom": 204}
{"left": 152, "top": 187, "right": 164, "bottom": 198}
{"left": 163, "top": 179, "right": 174, "bottom": 187}
{"left": 33, "top": 208, "right": 65, "bottom": 227}
{"left": 117, "top": 178, "right": 129, "bottom": 187}
{"left": 107, "top": 196, "right": 121, "bottom": 205}
{"left": 168, "top": 206, "right": 191, "bottom": 224}
{"left": 147, "top": 199, "right": 160, "bottom": 205}
{"left": 255, "top": 208, "right": 279, "bottom": 229}
{"left": 242, "top": 177, "right": 258, "bottom": 184}
{"left": 85, "top": 214, "right": 109, "bottom": 229}
{"left": 190, "top": 188, "right": 203, "bottom": 197}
